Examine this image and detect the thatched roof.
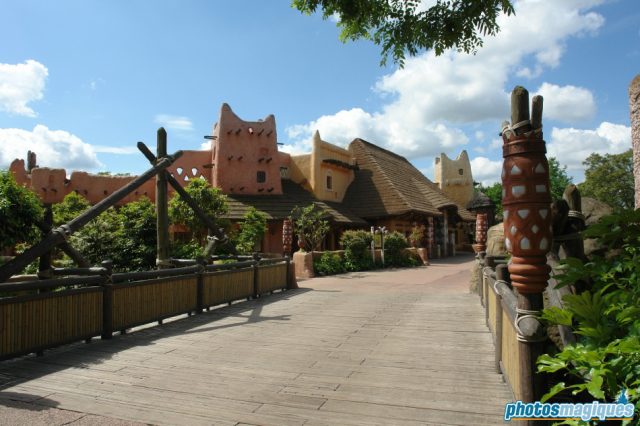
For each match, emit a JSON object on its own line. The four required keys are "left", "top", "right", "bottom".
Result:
{"left": 224, "top": 180, "right": 367, "bottom": 226}
{"left": 344, "top": 139, "right": 475, "bottom": 221}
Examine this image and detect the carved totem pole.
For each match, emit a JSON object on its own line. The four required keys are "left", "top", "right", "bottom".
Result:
{"left": 501, "top": 86, "right": 552, "bottom": 402}
{"left": 282, "top": 218, "right": 293, "bottom": 256}
{"left": 502, "top": 87, "right": 552, "bottom": 294}
{"left": 473, "top": 213, "right": 488, "bottom": 254}
{"left": 426, "top": 217, "right": 435, "bottom": 257}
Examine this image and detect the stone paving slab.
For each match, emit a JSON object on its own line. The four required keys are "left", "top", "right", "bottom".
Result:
{"left": 0, "top": 253, "right": 511, "bottom": 425}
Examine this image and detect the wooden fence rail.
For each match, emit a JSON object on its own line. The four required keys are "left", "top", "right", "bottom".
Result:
{"left": 476, "top": 255, "right": 545, "bottom": 403}
{"left": 0, "top": 258, "right": 292, "bottom": 361}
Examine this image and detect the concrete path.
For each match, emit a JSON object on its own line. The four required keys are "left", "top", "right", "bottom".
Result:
{"left": 0, "top": 253, "right": 512, "bottom": 425}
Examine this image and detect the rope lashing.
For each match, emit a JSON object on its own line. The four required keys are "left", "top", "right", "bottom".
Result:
{"left": 494, "top": 279, "right": 509, "bottom": 294}
{"left": 515, "top": 307, "right": 547, "bottom": 343}
{"left": 155, "top": 258, "right": 173, "bottom": 267}
{"left": 52, "top": 225, "right": 71, "bottom": 241}
{"left": 567, "top": 210, "right": 585, "bottom": 221}
{"left": 500, "top": 119, "right": 542, "bottom": 139}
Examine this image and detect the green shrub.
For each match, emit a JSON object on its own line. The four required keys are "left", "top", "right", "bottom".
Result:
{"left": 537, "top": 209, "right": 640, "bottom": 420}
{"left": 340, "top": 230, "right": 374, "bottom": 271}
{"left": 383, "top": 231, "right": 409, "bottom": 267}
{"left": 314, "top": 252, "right": 344, "bottom": 276}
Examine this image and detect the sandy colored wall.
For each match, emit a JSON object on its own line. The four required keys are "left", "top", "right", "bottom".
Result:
{"left": 434, "top": 151, "right": 474, "bottom": 209}
{"left": 309, "top": 131, "right": 355, "bottom": 202}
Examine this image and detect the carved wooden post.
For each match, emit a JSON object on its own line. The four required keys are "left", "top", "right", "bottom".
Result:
{"left": 156, "top": 128, "right": 170, "bottom": 269}
{"left": 473, "top": 212, "right": 488, "bottom": 254}
{"left": 426, "top": 217, "right": 434, "bottom": 258}
{"left": 282, "top": 219, "right": 292, "bottom": 255}
{"left": 630, "top": 75, "right": 640, "bottom": 209}
{"left": 501, "top": 86, "right": 551, "bottom": 404}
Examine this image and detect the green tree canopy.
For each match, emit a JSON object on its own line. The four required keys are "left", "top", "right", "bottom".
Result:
{"left": 168, "top": 177, "right": 228, "bottom": 243}
{"left": 291, "top": 204, "right": 330, "bottom": 252}
{"left": 476, "top": 182, "right": 503, "bottom": 218}
{"left": 236, "top": 207, "right": 268, "bottom": 254}
{"left": 292, "top": 0, "right": 515, "bottom": 66}
{"left": 53, "top": 191, "right": 90, "bottom": 226}
{"left": 0, "top": 171, "right": 43, "bottom": 251}
{"left": 115, "top": 197, "right": 157, "bottom": 270}
{"left": 579, "top": 149, "right": 634, "bottom": 212}
{"left": 548, "top": 157, "right": 573, "bottom": 201}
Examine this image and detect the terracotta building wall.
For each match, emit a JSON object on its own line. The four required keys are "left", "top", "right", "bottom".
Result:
{"left": 10, "top": 149, "right": 212, "bottom": 206}
{"left": 211, "top": 103, "right": 289, "bottom": 195}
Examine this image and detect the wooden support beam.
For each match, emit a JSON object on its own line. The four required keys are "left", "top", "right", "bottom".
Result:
{"left": 0, "top": 148, "right": 182, "bottom": 283}
{"left": 156, "top": 128, "right": 170, "bottom": 269}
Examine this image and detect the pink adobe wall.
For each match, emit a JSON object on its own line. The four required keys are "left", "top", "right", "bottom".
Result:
{"left": 211, "top": 103, "right": 290, "bottom": 195}
{"left": 9, "top": 149, "right": 212, "bottom": 206}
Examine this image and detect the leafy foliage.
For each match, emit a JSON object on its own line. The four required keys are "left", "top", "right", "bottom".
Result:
{"left": 53, "top": 191, "right": 90, "bottom": 226}
{"left": 340, "top": 229, "right": 374, "bottom": 271}
{"left": 236, "top": 207, "right": 268, "bottom": 254}
{"left": 579, "top": 149, "right": 634, "bottom": 213}
{"left": 168, "top": 177, "right": 228, "bottom": 243}
{"left": 537, "top": 209, "right": 640, "bottom": 420}
{"left": 70, "top": 207, "right": 121, "bottom": 268}
{"left": 383, "top": 231, "right": 410, "bottom": 266}
{"left": 0, "top": 171, "right": 43, "bottom": 250}
{"left": 313, "top": 252, "right": 345, "bottom": 276}
{"left": 548, "top": 157, "right": 573, "bottom": 202}
{"left": 61, "top": 196, "right": 157, "bottom": 271}
{"left": 409, "top": 224, "right": 425, "bottom": 248}
{"left": 292, "top": 0, "right": 515, "bottom": 66}
{"left": 114, "top": 197, "right": 157, "bottom": 270}
{"left": 477, "top": 182, "right": 503, "bottom": 218}
{"left": 290, "top": 204, "right": 330, "bottom": 252}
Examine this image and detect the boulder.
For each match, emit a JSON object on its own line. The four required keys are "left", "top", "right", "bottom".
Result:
{"left": 581, "top": 197, "right": 613, "bottom": 257}
{"left": 486, "top": 223, "right": 507, "bottom": 257}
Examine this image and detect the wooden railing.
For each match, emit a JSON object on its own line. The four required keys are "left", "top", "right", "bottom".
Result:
{"left": 0, "top": 258, "right": 291, "bottom": 361}
{"left": 476, "top": 254, "right": 546, "bottom": 402}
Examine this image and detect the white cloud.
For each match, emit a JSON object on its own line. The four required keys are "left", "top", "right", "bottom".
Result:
{"left": 547, "top": 122, "right": 631, "bottom": 177}
{"left": 0, "top": 125, "right": 102, "bottom": 170}
{"left": 285, "top": 0, "right": 606, "bottom": 162}
{"left": 154, "top": 114, "right": 193, "bottom": 131}
{"left": 470, "top": 156, "right": 503, "bottom": 186}
{"left": 535, "top": 82, "right": 595, "bottom": 123}
{"left": 0, "top": 60, "right": 48, "bottom": 117}
{"left": 92, "top": 145, "right": 138, "bottom": 154}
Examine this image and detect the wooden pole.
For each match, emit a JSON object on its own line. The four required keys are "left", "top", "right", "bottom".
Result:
{"left": 156, "top": 128, "right": 170, "bottom": 269}
{"left": 0, "top": 150, "right": 182, "bottom": 283}
{"left": 502, "top": 86, "right": 552, "bottom": 407}
{"left": 38, "top": 205, "right": 53, "bottom": 279}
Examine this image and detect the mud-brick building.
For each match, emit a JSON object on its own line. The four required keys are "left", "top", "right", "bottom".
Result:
{"left": 9, "top": 103, "right": 476, "bottom": 256}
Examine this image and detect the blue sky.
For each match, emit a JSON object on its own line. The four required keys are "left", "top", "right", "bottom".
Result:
{"left": 0, "top": 0, "right": 638, "bottom": 185}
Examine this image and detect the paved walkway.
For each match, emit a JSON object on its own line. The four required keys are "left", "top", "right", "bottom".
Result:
{"left": 0, "top": 253, "right": 512, "bottom": 425}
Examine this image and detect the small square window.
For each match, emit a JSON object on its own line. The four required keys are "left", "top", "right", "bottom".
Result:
{"left": 458, "top": 169, "right": 464, "bottom": 175}
{"left": 257, "top": 171, "right": 266, "bottom": 183}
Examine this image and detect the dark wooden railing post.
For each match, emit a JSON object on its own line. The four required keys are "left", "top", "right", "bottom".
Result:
{"left": 252, "top": 254, "right": 260, "bottom": 299}
{"left": 501, "top": 86, "right": 551, "bottom": 406}
{"left": 38, "top": 204, "right": 53, "bottom": 280}
{"left": 196, "top": 256, "right": 205, "bottom": 314}
{"left": 494, "top": 264, "right": 509, "bottom": 374}
{"left": 101, "top": 260, "right": 114, "bottom": 340}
